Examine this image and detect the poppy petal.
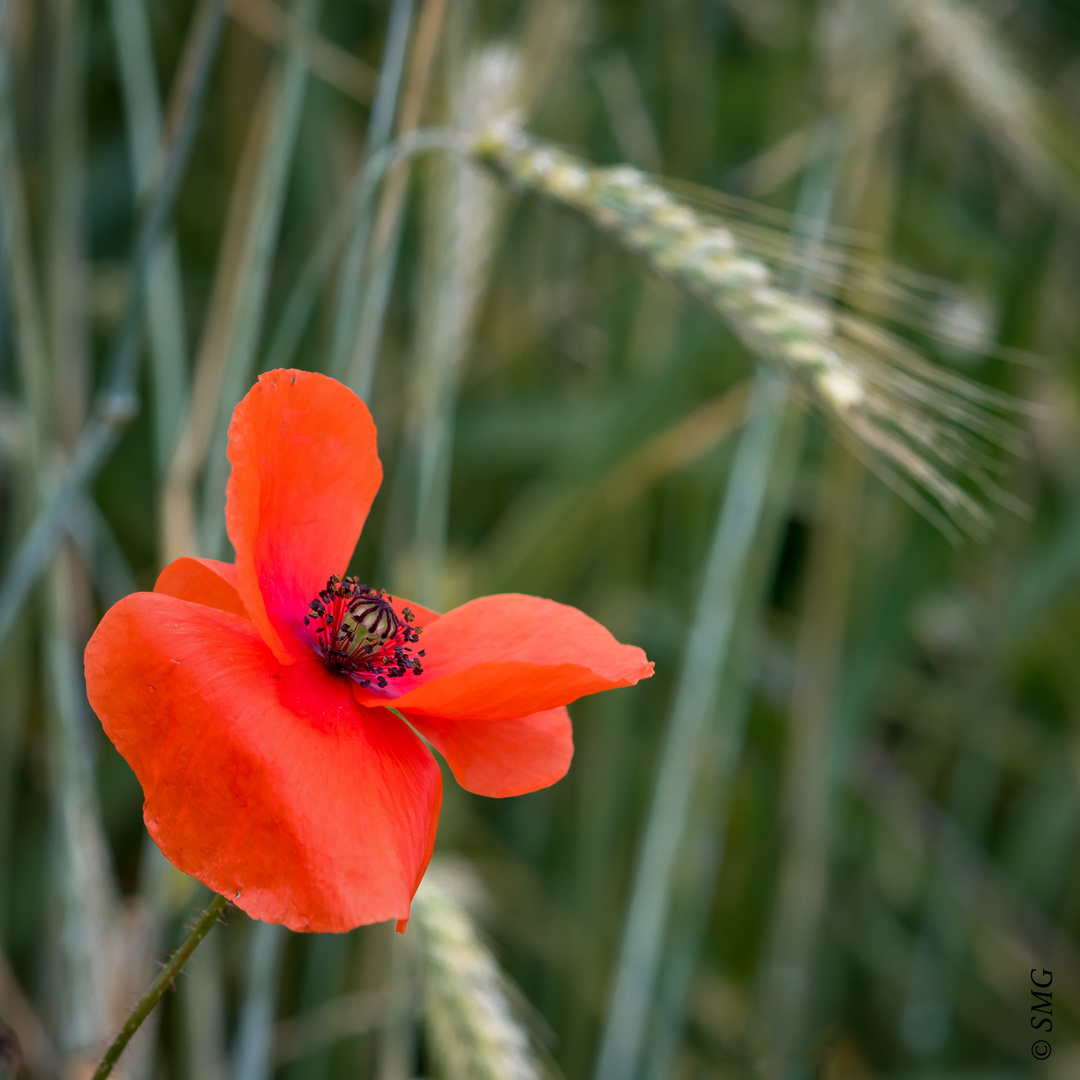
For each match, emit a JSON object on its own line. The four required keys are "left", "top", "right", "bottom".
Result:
{"left": 226, "top": 369, "right": 382, "bottom": 664}
{"left": 360, "top": 594, "right": 653, "bottom": 720}
{"left": 154, "top": 557, "right": 248, "bottom": 618}
{"left": 84, "top": 592, "right": 441, "bottom": 932}
{"left": 402, "top": 706, "right": 573, "bottom": 797}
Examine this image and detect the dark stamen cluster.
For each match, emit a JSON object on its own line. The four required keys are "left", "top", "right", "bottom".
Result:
{"left": 304, "top": 576, "right": 424, "bottom": 687}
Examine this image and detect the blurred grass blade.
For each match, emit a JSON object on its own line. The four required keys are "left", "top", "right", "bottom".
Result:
{"left": 261, "top": 127, "right": 463, "bottom": 377}
{"left": 644, "top": 96, "right": 853, "bottom": 1076}
{"left": 279, "top": 934, "right": 355, "bottom": 1080}
{"left": 593, "top": 49, "right": 662, "bottom": 171}
{"left": 275, "top": 986, "right": 389, "bottom": 1067}
{"left": 163, "top": 72, "right": 279, "bottom": 561}
{"left": 0, "top": 22, "right": 49, "bottom": 444}
{"left": 897, "top": 602, "right": 1012, "bottom": 1056}
{"left": 196, "top": 0, "right": 324, "bottom": 558}
{"left": 756, "top": 25, "right": 887, "bottom": 1070}
{"left": 484, "top": 382, "right": 752, "bottom": 587}
{"left": 852, "top": 747, "right": 1080, "bottom": 1002}
{"left": 261, "top": 197, "right": 348, "bottom": 375}
{"left": 341, "top": 0, "right": 447, "bottom": 399}
{"left": 0, "top": 951, "right": 59, "bottom": 1080}
{"left": 642, "top": 408, "right": 805, "bottom": 1080}
{"left": 181, "top": 926, "right": 228, "bottom": 1080}
{"left": 0, "top": 0, "right": 228, "bottom": 654}
{"left": 378, "top": 925, "right": 416, "bottom": 1080}
{"left": 64, "top": 493, "right": 138, "bottom": 608}
{"left": 100, "top": 0, "right": 228, "bottom": 408}
{"left": 594, "top": 369, "right": 790, "bottom": 1080}
{"left": 899, "top": 0, "right": 1080, "bottom": 210}
{"left": 233, "top": 923, "right": 288, "bottom": 1080}
{"left": 758, "top": 444, "right": 863, "bottom": 1079}
{"left": 406, "top": 44, "right": 521, "bottom": 605}
{"left": 0, "top": 643, "right": 29, "bottom": 936}
{"left": 109, "top": 0, "right": 191, "bottom": 473}
{"left": 395, "top": 7, "right": 578, "bottom": 602}
{"left": 44, "top": 549, "right": 116, "bottom": 1065}
{"left": 230, "top": 0, "right": 377, "bottom": 103}
{"left": 45, "top": 0, "right": 89, "bottom": 448}
{"left": 325, "top": 0, "right": 414, "bottom": 381}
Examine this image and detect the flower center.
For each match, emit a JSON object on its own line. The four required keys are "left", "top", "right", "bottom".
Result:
{"left": 304, "top": 576, "right": 424, "bottom": 687}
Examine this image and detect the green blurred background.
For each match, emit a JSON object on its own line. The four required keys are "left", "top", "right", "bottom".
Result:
{"left": 2, "top": 0, "right": 1080, "bottom": 1077}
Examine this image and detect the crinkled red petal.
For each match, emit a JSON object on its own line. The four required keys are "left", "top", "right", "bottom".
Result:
{"left": 401, "top": 706, "right": 573, "bottom": 798}
{"left": 84, "top": 592, "right": 441, "bottom": 932}
{"left": 154, "top": 557, "right": 247, "bottom": 618}
{"left": 355, "top": 593, "right": 653, "bottom": 720}
{"left": 226, "top": 369, "right": 382, "bottom": 664}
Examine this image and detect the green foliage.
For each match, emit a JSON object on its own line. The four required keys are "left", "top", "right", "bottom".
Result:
{"left": 2, "top": 0, "right": 1080, "bottom": 1077}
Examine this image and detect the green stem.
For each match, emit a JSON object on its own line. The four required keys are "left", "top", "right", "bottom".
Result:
{"left": 92, "top": 893, "right": 229, "bottom": 1080}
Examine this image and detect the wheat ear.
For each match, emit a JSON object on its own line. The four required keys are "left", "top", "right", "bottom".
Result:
{"left": 411, "top": 865, "right": 543, "bottom": 1080}
{"left": 472, "top": 124, "right": 1025, "bottom": 540}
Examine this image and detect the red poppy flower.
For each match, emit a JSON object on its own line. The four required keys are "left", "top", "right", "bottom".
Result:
{"left": 84, "top": 370, "right": 652, "bottom": 933}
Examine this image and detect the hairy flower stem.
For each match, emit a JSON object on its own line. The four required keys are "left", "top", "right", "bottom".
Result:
{"left": 91, "top": 894, "right": 229, "bottom": 1080}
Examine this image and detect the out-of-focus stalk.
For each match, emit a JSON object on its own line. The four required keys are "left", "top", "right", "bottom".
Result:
{"left": 325, "top": 0, "right": 414, "bottom": 382}
{"left": 0, "top": 0, "right": 228, "bottom": 652}
{"left": 0, "top": 646, "right": 29, "bottom": 945}
{"left": 483, "top": 381, "right": 753, "bottom": 589}
{"left": 0, "top": 17, "right": 48, "bottom": 450}
{"left": 405, "top": 43, "right": 520, "bottom": 607}
{"left": 280, "top": 934, "right": 355, "bottom": 1080}
{"left": 757, "top": 8, "right": 892, "bottom": 1074}
{"left": 162, "top": 71, "right": 276, "bottom": 562}
{"left": 45, "top": 0, "right": 88, "bottom": 449}
{"left": 898, "top": 578, "right": 1014, "bottom": 1057}
{"left": 898, "top": 0, "right": 1080, "bottom": 212}
{"left": 39, "top": 0, "right": 117, "bottom": 1068}
{"left": 641, "top": 406, "right": 805, "bottom": 1080}
{"left": 391, "top": 1, "right": 579, "bottom": 604}
{"left": 109, "top": 0, "right": 191, "bottom": 474}
{"left": 180, "top": 925, "right": 228, "bottom": 1080}
{"left": 230, "top": 0, "right": 377, "bottom": 103}
{"left": 107, "top": 2, "right": 193, "bottom": 1054}
{"left": 197, "top": 0, "right": 324, "bottom": 558}
{"left": 592, "top": 369, "right": 792, "bottom": 1080}
{"left": 378, "top": 924, "right": 416, "bottom": 1080}
{"left": 0, "top": 950, "right": 59, "bottom": 1079}
{"left": 0, "top": 13, "right": 49, "bottom": 921}
{"left": 233, "top": 923, "right": 288, "bottom": 1080}
{"left": 757, "top": 443, "right": 863, "bottom": 1080}
{"left": 44, "top": 548, "right": 115, "bottom": 1067}
{"left": 340, "top": 0, "right": 447, "bottom": 400}
{"left": 262, "top": 127, "right": 462, "bottom": 377}
{"left": 595, "top": 38, "right": 855, "bottom": 1072}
